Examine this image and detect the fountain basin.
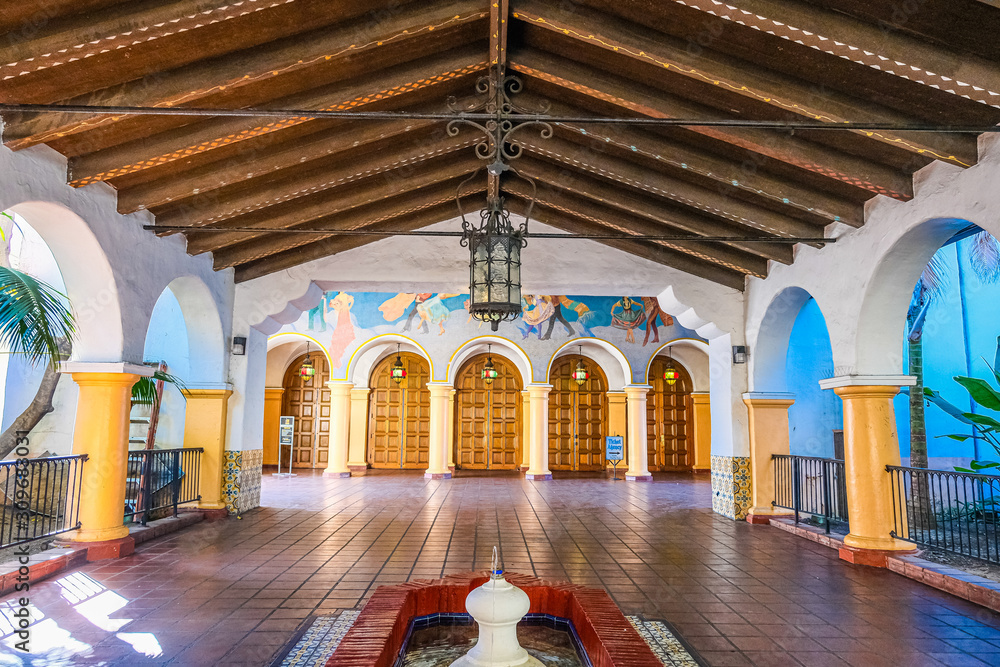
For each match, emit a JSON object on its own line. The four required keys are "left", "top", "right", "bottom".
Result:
{"left": 324, "top": 572, "right": 661, "bottom": 667}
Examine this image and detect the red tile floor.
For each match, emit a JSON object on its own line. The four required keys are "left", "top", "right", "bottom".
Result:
{"left": 3, "top": 469, "right": 1000, "bottom": 666}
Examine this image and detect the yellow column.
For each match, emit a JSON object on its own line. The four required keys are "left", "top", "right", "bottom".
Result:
{"left": 520, "top": 390, "right": 531, "bottom": 471}
{"left": 324, "top": 382, "right": 353, "bottom": 478}
{"left": 426, "top": 383, "right": 453, "bottom": 479}
{"left": 606, "top": 391, "right": 627, "bottom": 471}
{"left": 348, "top": 388, "right": 370, "bottom": 475}
{"left": 525, "top": 384, "right": 552, "bottom": 480}
{"left": 690, "top": 392, "right": 711, "bottom": 472}
{"left": 743, "top": 393, "right": 795, "bottom": 523}
{"left": 262, "top": 388, "right": 284, "bottom": 466}
{"left": 447, "top": 388, "right": 457, "bottom": 471}
{"left": 183, "top": 387, "right": 233, "bottom": 513}
{"left": 68, "top": 371, "right": 141, "bottom": 555}
{"left": 625, "top": 385, "right": 652, "bottom": 481}
{"left": 832, "top": 383, "right": 915, "bottom": 564}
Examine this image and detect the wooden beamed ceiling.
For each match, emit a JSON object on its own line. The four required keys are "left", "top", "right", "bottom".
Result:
{"left": 2, "top": 0, "right": 999, "bottom": 288}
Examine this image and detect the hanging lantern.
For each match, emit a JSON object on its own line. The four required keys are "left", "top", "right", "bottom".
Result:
{"left": 390, "top": 344, "right": 406, "bottom": 385}
{"left": 463, "top": 197, "right": 525, "bottom": 332}
{"left": 299, "top": 344, "right": 316, "bottom": 379}
{"left": 664, "top": 346, "right": 678, "bottom": 386}
{"left": 572, "top": 346, "right": 589, "bottom": 386}
{"left": 481, "top": 345, "right": 499, "bottom": 384}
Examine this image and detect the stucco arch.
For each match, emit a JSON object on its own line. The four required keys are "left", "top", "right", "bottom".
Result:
{"left": 645, "top": 338, "right": 711, "bottom": 392}
{"left": 750, "top": 287, "right": 832, "bottom": 392}
{"left": 152, "top": 276, "right": 227, "bottom": 385}
{"left": 447, "top": 337, "right": 532, "bottom": 386}
{"left": 854, "top": 217, "right": 977, "bottom": 376}
{"left": 8, "top": 201, "right": 124, "bottom": 362}
{"left": 265, "top": 333, "right": 334, "bottom": 386}
{"left": 545, "top": 339, "right": 631, "bottom": 390}
{"left": 346, "top": 334, "right": 434, "bottom": 388}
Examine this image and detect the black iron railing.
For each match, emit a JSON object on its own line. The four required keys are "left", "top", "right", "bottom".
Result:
{"left": 124, "top": 448, "right": 202, "bottom": 525}
{"left": 772, "top": 454, "right": 849, "bottom": 533}
{"left": 0, "top": 454, "right": 86, "bottom": 549}
{"left": 888, "top": 465, "right": 1000, "bottom": 564}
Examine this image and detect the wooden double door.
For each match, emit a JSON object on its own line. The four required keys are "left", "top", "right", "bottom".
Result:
{"left": 548, "top": 356, "right": 608, "bottom": 471}
{"left": 367, "top": 352, "right": 431, "bottom": 469}
{"left": 454, "top": 354, "right": 522, "bottom": 470}
{"left": 646, "top": 357, "right": 693, "bottom": 471}
{"left": 281, "top": 353, "right": 330, "bottom": 468}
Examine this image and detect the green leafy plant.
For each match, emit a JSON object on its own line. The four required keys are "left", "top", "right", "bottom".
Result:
{"left": 924, "top": 360, "right": 1000, "bottom": 472}
{"left": 131, "top": 368, "right": 187, "bottom": 408}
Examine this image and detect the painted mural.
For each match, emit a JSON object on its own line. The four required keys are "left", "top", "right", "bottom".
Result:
{"left": 279, "top": 292, "right": 704, "bottom": 384}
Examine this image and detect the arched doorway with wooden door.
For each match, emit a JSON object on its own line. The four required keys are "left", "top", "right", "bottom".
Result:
{"left": 548, "top": 354, "right": 608, "bottom": 472}
{"left": 646, "top": 355, "right": 694, "bottom": 471}
{"left": 454, "top": 353, "right": 523, "bottom": 470}
{"left": 281, "top": 352, "right": 331, "bottom": 468}
{"left": 367, "top": 352, "right": 431, "bottom": 469}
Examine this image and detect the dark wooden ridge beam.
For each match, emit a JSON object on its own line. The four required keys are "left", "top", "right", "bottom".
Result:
{"left": 64, "top": 48, "right": 488, "bottom": 186}
{"left": 509, "top": 198, "right": 748, "bottom": 291}
{"left": 0, "top": 0, "right": 126, "bottom": 34}
{"left": 516, "top": 133, "right": 830, "bottom": 240}
{"left": 177, "top": 152, "right": 481, "bottom": 255}
{"left": 231, "top": 198, "right": 471, "bottom": 282}
{"left": 3, "top": 1, "right": 488, "bottom": 149}
{"left": 508, "top": 48, "right": 915, "bottom": 200}
{"left": 513, "top": 156, "right": 794, "bottom": 264}
{"left": 0, "top": 0, "right": 425, "bottom": 105}
{"left": 512, "top": 1, "right": 979, "bottom": 168}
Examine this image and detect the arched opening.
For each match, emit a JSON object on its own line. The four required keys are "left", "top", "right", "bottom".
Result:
{"left": 646, "top": 355, "right": 693, "bottom": 471}
{"left": 786, "top": 298, "right": 842, "bottom": 457}
{"left": 280, "top": 352, "right": 331, "bottom": 469}
{"left": 139, "top": 287, "right": 190, "bottom": 450}
{"left": 548, "top": 355, "right": 608, "bottom": 471}
{"left": 366, "top": 352, "right": 431, "bottom": 469}
{"left": 454, "top": 353, "right": 523, "bottom": 470}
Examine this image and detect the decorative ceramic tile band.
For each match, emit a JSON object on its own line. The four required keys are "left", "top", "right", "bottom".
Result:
{"left": 222, "top": 448, "right": 264, "bottom": 515}
{"left": 710, "top": 455, "right": 751, "bottom": 521}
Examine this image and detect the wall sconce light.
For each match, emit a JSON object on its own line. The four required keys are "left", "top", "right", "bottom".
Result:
{"left": 232, "top": 336, "right": 247, "bottom": 356}
{"left": 732, "top": 345, "right": 748, "bottom": 364}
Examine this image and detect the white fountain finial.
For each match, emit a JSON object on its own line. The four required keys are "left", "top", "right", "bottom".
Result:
{"left": 450, "top": 547, "right": 543, "bottom": 667}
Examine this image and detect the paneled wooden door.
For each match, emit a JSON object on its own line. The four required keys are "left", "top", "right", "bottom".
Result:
{"left": 548, "top": 356, "right": 608, "bottom": 471}
{"left": 281, "top": 353, "right": 331, "bottom": 468}
{"left": 454, "top": 354, "right": 522, "bottom": 470}
{"left": 367, "top": 352, "right": 431, "bottom": 469}
{"left": 646, "top": 357, "right": 693, "bottom": 471}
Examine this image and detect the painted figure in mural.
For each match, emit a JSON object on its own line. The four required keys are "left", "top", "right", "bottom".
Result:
{"left": 640, "top": 297, "right": 674, "bottom": 347}
{"left": 378, "top": 293, "right": 416, "bottom": 322}
{"left": 307, "top": 292, "right": 332, "bottom": 331}
{"left": 325, "top": 292, "right": 356, "bottom": 367}
{"left": 611, "top": 296, "right": 646, "bottom": 344}
{"left": 519, "top": 295, "right": 556, "bottom": 339}
{"left": 540, "top": 297, "right": 575, "bottom": 340}
{"left": 402, "top": 294, "right": 433, "bottom": 333}
{"left": 558, "top": 296, "right": 598, "bottom": 337}
{"left": 415, "top": 294, "right": 459, "bottom": 335}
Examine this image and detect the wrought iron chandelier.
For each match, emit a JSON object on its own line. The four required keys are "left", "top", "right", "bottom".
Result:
{"left": 449, "top": 61, "right": 551, "bottom": 331}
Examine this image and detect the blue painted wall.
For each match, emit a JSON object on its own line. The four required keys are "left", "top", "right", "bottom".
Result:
{"left": 785, "top": 298, "right": 842, "bottom": 457}
{"left": 895, "top": 236, "right": 1000, "bottom": 467}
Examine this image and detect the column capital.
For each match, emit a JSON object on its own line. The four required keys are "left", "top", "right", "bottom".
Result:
{"left": 350, "top": 387, "right": 371, "bottom": 398}
{"left": 526, "top": 383, "right": 553, "bottom": 397}
{"left": 61, "top": 361, "right": 153, "bottom": 377}
{"left": 818, "top": 374, "right": 916, "bottom": 390}
{"left": 742, "top": 392, "right": 795, "bottom": 408}
{"left": 690, "top": 392, "right": 711, "bottom": 404}
{"left": 624, "top": 384, "right": 652, "bottom": 397}
{"left": 326, "top": 381, "right": 355, "bottom": 395}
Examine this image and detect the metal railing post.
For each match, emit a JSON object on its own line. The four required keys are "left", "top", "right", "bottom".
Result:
{"left": 172, "top": 450, "right": 181, "bottom": 517}
{"left": 140, "top": 452, "right": 153, "bottom": 526}
{"left": 821, "top": 460, "right": 832, "bottom": 534}
{"left": 792, "top": 456, "right": 801, "bottom": 525}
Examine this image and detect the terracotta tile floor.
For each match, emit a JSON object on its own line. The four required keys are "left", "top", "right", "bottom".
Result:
{"left": 3, "top": 469, "right": 1000, "bottom": 666}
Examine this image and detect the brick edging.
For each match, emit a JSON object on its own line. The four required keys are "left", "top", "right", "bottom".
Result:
{"left": 326, "top": 571, "right": 660, "bottom": 667}
{"left": 767, "top": 518, "right": 1000, "bottom": 613}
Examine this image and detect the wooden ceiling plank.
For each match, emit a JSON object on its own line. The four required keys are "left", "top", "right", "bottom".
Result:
{"left": 65, "top": 49, "right": 488, "bottom": 186}
{"left": 509, "top": 198, "right": 748, "bottom": 290}
{"left": 514, "top": 156, "right": 794, "bottom": 264}
{"left": 0, "top": 0, "right": 415, "bottom": 104}
{"left": 230, "top": 200, "right": 468, "bottom": 280}
{"left": 176, "top": 152, "right": 481, "bottom": 254}
{"left": 513, "top": 2, "right": 979, "bottom": 168}
{"left": 4, "top": 1, "right": 488, "bottom": 149}
{"left": 510, "top": 49, "right": 915, "bottom": 200}
{"left": 506, "top": 180, "right": 770, "bottom": 276}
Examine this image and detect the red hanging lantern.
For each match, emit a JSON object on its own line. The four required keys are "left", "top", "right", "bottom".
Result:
{"left": 482, "top": 344, "right": 499, "bottom": 384}
{"left": 572, "top": 346, "right": 589, "bottom": 385}
{"left": 300, "top": 344, "right": 317, "bottom": 379}
{"left": 391, "top": 343, "right": 406, "bottom": 385}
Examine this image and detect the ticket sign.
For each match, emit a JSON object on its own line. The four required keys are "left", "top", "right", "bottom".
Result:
{"left": 605, "top": 436, "right": 624, "bottom": 462}
{"left": 279, "top": 416, "right": 294, "bottom": 446}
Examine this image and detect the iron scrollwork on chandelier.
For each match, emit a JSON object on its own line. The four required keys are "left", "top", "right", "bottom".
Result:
{"left": 449, "top": 64, "right": 552, "bottom": 331}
